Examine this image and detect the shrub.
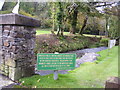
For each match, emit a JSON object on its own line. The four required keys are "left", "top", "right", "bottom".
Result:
{"left": 0, "top": 10, "right": 11, "bottom": 14}
{"left": 100, "top": 38, "right": 109, "bottom": 46}
{"left": 19, "top": 10, "right": 35, "bottom": 18}
{"left": 108, "top": 15, "right": 119, "bottom": 39}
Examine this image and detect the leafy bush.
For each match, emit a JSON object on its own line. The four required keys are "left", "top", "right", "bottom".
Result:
{"left": 0, "top": 11, "right": 11, "bottom": 14}
{"left": 100, "top": 38, "right": 109, "bottom": 46}
{"left": 19, "top": 10, "right": 35, "bottom": 18}
{"left": 108, "top": 15, "right": 119, "bottom": 39}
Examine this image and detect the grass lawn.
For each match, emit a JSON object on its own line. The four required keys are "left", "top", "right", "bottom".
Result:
{"left": 36, "top": 29, "right": 69, "bottom": 35}
{"left": 36, "top": 28, "right": 105, "bottom": 38}
{"left": 83, "top": 34, "right": 105, "bottom": 38}
{"left": 16, "top": 46, "right": 118, "bottom": 88}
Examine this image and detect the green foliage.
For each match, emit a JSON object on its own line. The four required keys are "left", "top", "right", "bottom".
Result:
{"left": 19, "top": 10, "right": 35, "bottom": 18}
{"left": 0, "top": 10, "right": 11, "bottom": 14}
{"left": 2, "top": 2, "right": 16, "bottom": 11}
{"left": 89, "top": 42, "right": 101, "bottom": 48}
{"left": 85, "top": 17, "right": 105, "bottom": 35}
{"left": 56, "top": 2, "right": 63, "bottom": 25}
{"left": 20, "top": 2, "right": 35, "bottom": 16}
{"left": 1, "top": 2, "right": 106, "bottom": 36}
{"left": 108, "top": 15, "right": 119, "bottom": 39}
{"left": 55, "top": 2, "right": 64, "bottom": 35}
{"left": 50, "top": 2, "right": 65, "bottom": 35}
{"left": 41, "top": 19, "right": 53, "bottom": 28}
{"left": 35, "top": 35, "right": 101, "bottom": 54}
{"left": 100, "top": 38, "right": 109, "bottom": 46}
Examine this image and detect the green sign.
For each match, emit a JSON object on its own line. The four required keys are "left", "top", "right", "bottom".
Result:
{"left": 37, "top": 53, "right": 76, "bottom": 70}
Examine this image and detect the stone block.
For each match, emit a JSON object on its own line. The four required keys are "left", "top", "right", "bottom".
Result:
{"left": 0, "top": 14, "right": 40, "bottom": 27}
{"left": 9, "top": 66, "right": 22, "bottom": 81}
{"left": 3, "top": 26, "right": 11, "bottom": 31}
{"left": 22, "top": 66, "right": 34, "bottom": 77}
{"left": 3, "top": 40, "right": 9, "bottom": 47}
{"left": 0, "top": 70, "right": 5, "bottom": 75}
{"left": 0, "top": 64, "right": 5, "bottom": 71}
{"left": 0, "top": 26, "right": 2, "bottom": 34}
{"left": 5, "top": 58, "right": 16, "bottom": 67}
{"left": 7, "top": 36, "right": 14, "bottom": 42}
{"left": 0, "top": 26, "right": 2, "bottom": 48}
{"left": 0, "top": 51, "right": 4, "bottom": 64}
{"left": 3, "top": 30, "right": 9, "bottom": 36}
{"left": 4, "top": 65, "right": 9, "bottom": 76}
{"left": 105, "top": 77, "right": 120, "bottom": 89}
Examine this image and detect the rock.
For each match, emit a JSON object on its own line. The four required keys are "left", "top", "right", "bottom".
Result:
{"left": 3, "top": 40, "right": 9, "bottom": 47}
{"left": 3, "top": 30, "right": 9, "bottom": 36}
{"left": 3, "top": 26, "right": 11, "bottom": 30}
{"left": 9, "top": 67, "right": 22, "bottom": 81}
{"left": 76, "top": 53, "right": 100, "bottom": 66}
{"left": 7, "top": 36, "right": 14, "bottom": 42}
{"left": 0, "top": 74, "right": 14, "bottom": 89}
{"left": 105, "top": 77, "right": 120, "bottom": 88}
{"left": 5, "top": 58, "right": 16, "bottom": 67}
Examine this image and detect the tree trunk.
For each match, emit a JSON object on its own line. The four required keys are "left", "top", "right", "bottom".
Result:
{"left": 105, "top": 15, "right": 109, "bottom": 37}
{"left": 78, "top": 15, "right": 88, "bottom": 35}
{"left": 34, "top": 2, "right": 38, "bottom": 13}
{"left": 70, "top": 8, "right": 78, "bottom": 34}
{"left": 56, "top": 2, "right": 63, "bottom": 36}
{"left": 51, "top": 3, "right": 56, "bottom": 35}
{"left": 51, "top": 16, "right": 56, "bottom": 35}
{"left": 57, "top": 25, "right": 61, "bottom": 36}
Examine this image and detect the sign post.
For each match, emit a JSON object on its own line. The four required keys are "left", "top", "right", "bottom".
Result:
{"left": 37, "top": 53, "right": 76, "bottom": 80}
{"left": 53, "top": 52, "right": 59, "bottom": 80}
{"left": 53, "top": 70, "right": 58, "bottom": 80}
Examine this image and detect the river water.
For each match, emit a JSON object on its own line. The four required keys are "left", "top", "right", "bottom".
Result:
{"left": 67, "top": 47, "right": 108, "bottom": 58}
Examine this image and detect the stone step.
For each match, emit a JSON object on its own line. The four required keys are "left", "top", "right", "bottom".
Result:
{"left": 0, "top": 74, "right": 14, "bottom": 89}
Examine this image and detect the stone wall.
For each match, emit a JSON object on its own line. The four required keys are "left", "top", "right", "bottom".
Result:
{"left": 0, "top": 14, "right": 40, "bottom": 80}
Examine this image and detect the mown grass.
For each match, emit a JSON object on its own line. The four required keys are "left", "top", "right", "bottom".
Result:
{"left": 36, "top": 29, "right": 69, "bottom": 35}
{"left": 36, "top": 28, "right": 104, "bottom": 38}
{"left": 16, "top": 46, "right": 118, "bottom": 88}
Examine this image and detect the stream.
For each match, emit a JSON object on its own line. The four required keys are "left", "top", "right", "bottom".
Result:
{"left": 35, "top": 46, "right": 108, "bottom": 76}
{"left": 67, "top": 46, "right": 108, "bottom": 58}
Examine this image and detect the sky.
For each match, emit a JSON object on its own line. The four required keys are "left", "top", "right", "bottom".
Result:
{"left": 0, "top": 0, "right": 5, "bottom": 10}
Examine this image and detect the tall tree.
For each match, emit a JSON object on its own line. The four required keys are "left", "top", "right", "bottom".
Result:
{"left": 56, "top": 2, "right": 64, "bottom": 36}
{"left": 78, "top": 15, "right": 88, "bottom": 35}
{"left": 51, "top": 2, "right": 56, "bottom": 34}
{"left": 67, "top": 3, "right": 79, "bottom": 34}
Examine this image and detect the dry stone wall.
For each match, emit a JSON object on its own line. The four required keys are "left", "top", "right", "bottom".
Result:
{"left": 0, "top": 14, "right": 40, "bottom": 80}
